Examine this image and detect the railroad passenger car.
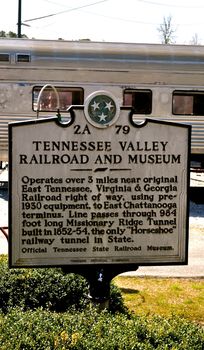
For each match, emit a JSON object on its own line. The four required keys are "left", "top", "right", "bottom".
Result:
{"left": 0, "top": 38, "right": 204, "bottom": 164}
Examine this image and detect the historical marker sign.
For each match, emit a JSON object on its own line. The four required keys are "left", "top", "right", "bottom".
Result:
{"left": 9, "top": 92, "right": 191, "bottom": 267}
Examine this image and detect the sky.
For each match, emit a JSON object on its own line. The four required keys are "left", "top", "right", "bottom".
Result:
{"left": 1, "top": 0, "right": 204, "bottom": 44}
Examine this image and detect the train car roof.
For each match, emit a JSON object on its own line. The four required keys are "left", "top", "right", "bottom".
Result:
{"left": 0, "top": 38, "right": 204, "bottom": 69}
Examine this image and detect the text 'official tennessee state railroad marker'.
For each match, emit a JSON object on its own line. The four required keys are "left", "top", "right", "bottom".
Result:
{"left": 9, "top": 91, "right": 191, "bottom": 267}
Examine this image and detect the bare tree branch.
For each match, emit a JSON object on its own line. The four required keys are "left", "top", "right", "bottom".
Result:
{"left": 157, "top": 15, "right": 176, "bottom": 44}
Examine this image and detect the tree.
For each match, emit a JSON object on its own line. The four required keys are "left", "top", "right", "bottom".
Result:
{"left": 190, "top": 33, "right": 201, "bottom": 45}
{"left": 0, "top": 30, "right": 27, "bottom": 38}
{"left": 0, "top": 31, "right": 6, "bottom": 37}
{"left": 157, "top": 15, "right": 176, "bottom": 44}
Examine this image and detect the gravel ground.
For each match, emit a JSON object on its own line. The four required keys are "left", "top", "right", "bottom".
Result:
{"left": 0, "top": 186, "right": 204, "bottom": 277}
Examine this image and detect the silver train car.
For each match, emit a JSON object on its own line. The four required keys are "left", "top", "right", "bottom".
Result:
{"left": 1, "top": 38, "right": 204, "bottom": 163}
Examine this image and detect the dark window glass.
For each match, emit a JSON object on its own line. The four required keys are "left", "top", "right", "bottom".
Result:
{"left": 33, "top": 86, "right": 84, "bottom": 111}
{"left": 123, "top": 89, "right": 152, "bottom": 114}
{"left": 0, "top": 54, "right": 10, "bottom": 62}
{"left": 16, "top": 54, "right": 30, "bottom": 62}
{"left": 173, "top": 91, "right": 204, "bottom": 116}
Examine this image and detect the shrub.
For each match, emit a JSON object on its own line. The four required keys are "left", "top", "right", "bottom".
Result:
{"left": 0, "top": 255, "right": 126, "bottom": 313}
{"left": 0, "top": 307, "right": 203, "bottom": 349}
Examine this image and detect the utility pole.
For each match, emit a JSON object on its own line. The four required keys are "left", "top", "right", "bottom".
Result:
{"left": 17, "top": 0, "right": 22, "bottom": 38}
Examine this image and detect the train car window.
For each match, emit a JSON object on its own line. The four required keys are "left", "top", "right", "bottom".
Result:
{"left": 16, "top": 54, "right": 30, "bottom": 62}
{"left": 173, "top": 91, "right": 204, "bottom": 116}
{"left": 0, "top": 54, "right": 10, "bottom": 62}
{"left": 123, "top": 89, "right": 152, "bottom": 114}
{"left": 33, "top": 86, "right": 84, "bottom": 111}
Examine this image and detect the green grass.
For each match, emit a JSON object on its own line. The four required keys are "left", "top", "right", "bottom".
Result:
{"left": 114, "top": 276, "right": 204, "bottom": 325}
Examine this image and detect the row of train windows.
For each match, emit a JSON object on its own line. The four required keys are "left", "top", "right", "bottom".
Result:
{"left": 32, "top": 86, "right": 204, "bottom": 116}
{"left": 0, "top": 53, "right": 30, "bottom": 62}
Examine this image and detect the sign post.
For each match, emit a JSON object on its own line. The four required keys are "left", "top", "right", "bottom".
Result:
{"left": 9, "top": 91, "right": 191, "bottom": 305}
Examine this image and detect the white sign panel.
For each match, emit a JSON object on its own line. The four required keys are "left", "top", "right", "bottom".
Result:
{"left": 9, "top": 92, "right": 191, "bottom": 267}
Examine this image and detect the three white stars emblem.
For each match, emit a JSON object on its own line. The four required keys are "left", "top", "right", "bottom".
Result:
{"left": 90, "top": 100, "right": 114, "bottom": 122}
{"left": 84, "top": 91, "right": 120, "bottom": 128}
